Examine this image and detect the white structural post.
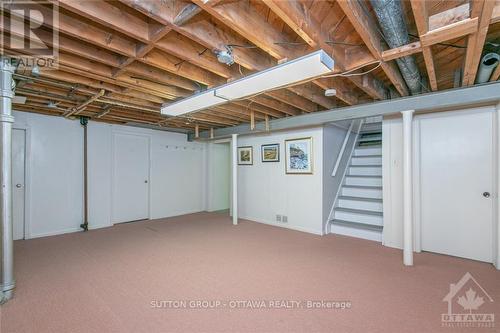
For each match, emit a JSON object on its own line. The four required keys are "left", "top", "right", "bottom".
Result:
{"left": 231, "top": 134, "right": 238, "bottom": 225}
{"left": 401, "top": 110, "right": 414, "bottom": 266}
{"left": 0, "top": 57, "right": 15, "bottom": 303}
{"left": 496, "top": 102, "right": 500, "bottom": 270}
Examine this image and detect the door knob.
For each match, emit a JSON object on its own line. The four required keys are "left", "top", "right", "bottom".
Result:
{"left": 15, "top": 184, "right": 22, "bottom": 188}
{"left": 144, "top": 180, "right": 148, "bottom": 183}
{"left": 483, "top": 192, "right": 491, "bottom": 198}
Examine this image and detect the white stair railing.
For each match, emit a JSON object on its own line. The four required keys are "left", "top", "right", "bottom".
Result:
{"left": 325, "top": 119, "right": 364, "bottom": 234}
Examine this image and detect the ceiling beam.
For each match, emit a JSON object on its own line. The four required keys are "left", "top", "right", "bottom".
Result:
{"left": 336, "top": 0, "right": 409, "bottom": 96}
{"left": 56, "top": 0, "right": 151, "bottom": 43}
{"left": 140, "top": 49, "right": 225, "bottom": 87}
{"left": 192, "top": 0, "right": 301, "bottom": 61}
{"left": 174, "top": 3, "right": 203, "bottom": 26}
{"left": 155, "top": 32, "right": 240, "bottom": 79}
{"left": 64, "top": 89, "right": 105, "bottom": 118}
{"left": 492, "top": 1, "right": 500, "bottom": 24}
{"left": 266, "top": 90, "right": 321, "bottom": 113}
{"left": 193, "top": 83, "right": 500, "bottom": 140}
{"left": 462, "top": 0, "right": 497, "bottom": 86}
{"left": 4, "top": 2, "right": 136, "bottom": 56}
{"left": 410, "top": 0, "right": 438, "bottom": 91}
{"left": 261, "top": 0, "right": 383, "bottom": 103}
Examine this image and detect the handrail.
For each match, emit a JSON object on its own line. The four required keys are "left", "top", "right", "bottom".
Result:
{"left": 332, "top": 121, "right": 354, "bottom": 177}
{"left": 325, "top": 119, "right": 364, "bottom": 234}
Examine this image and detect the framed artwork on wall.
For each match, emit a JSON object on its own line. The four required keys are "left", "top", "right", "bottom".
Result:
{"left": 285, "top": 137, "right": 313, "bottom": 174}
{"left": 261, "top": 144, "right": 279, "bottom": 162}
{"left": 237, "top": 146, "right": 253, "bottom": 165}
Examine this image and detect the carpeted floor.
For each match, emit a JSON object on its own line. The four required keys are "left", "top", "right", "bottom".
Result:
{"left": 1, "top": 212, "right": 499, "bottom": 333}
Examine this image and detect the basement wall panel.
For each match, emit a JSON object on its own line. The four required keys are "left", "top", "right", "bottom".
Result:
{"left": 12, "top": 111, "right": 206, "bottom": 238}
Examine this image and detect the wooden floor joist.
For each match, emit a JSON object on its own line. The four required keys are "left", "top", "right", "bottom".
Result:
{"left": 1, "top": 0, "right": 498, "bottom": 130}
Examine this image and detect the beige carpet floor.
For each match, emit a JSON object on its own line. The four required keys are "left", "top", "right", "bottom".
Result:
{"left": 1, "top": 212, "right": 499, "bottom": 333}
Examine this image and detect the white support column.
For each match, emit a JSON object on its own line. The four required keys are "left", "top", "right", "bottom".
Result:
{"left": 401, "top": 110, "right": 414, "bottom": 266}
{"left": 231, "top": 134, "right": 238, "bottom": 225}
{"left": 0, "top": 57, "right": 15, "bottom": 303}
{"left": 495, "top": 102, "right": 500, "bottom": 270}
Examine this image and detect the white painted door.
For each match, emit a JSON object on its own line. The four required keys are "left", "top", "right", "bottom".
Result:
{"left": 112, "top": 133, "right": 150, "bottom": 223}
{"left": 13, "top": 129, "right": 26, "bottom": 240}
{"left": 419, "top": 109, "right": 494, "bottom": 262}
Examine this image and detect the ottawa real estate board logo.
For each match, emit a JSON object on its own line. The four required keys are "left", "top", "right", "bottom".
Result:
{"left": 442, "top": 272, "right": 495, "bottom": 328}
{"left": 1, "top": 1, "right": 59, "bottom": 69}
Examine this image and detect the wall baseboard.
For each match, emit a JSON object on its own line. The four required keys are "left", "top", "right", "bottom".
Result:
{"left": 239, "top": 215, "right": 323, "bottom": 235}
{"left": 28, "top": 227, "right": 82, "bottom": 239}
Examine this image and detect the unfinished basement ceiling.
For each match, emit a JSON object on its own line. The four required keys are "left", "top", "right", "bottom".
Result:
{"left": 2, "top": 0, "right": 500, "bottom": 132}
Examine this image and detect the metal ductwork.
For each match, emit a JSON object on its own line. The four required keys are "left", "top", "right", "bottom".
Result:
{"left": 0, "top": 57, "right": 16, "bottom": 304}
{"left": 476, "top": 53, "right": 499, "bottom": 84}
{"left": 370, "top": 0, "right": 423, "bottom": 95}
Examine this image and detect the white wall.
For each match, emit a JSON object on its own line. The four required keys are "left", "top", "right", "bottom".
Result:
{"left": 381, "top": 115, "right": 405, "bottom": 249}
{"left": 13, "top": 111, "right": 206, "bottom": 238}
{"left": 206, "top": 142, "right": 230, "bottom": 212}
{"left": 13, "top": 112, "right": 84, "bottom": 237}
{"left": 322, "top": 123, "right": 355, "bottom": 228}
{"left": 236, "top": 127, "right": 325, "bottom": 235}
{"left": 382, "top": 107, "right": 500, "bottom": 267}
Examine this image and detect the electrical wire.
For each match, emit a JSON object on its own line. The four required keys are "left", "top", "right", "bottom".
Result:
{"left": 321, "top": 61, "right": 382, "bottom": 78}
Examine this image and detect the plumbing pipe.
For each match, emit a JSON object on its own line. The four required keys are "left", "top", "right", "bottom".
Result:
{"left": 0, "top": 57, "right": 16, "bottom": 303}
{"left": 476, "top": 53, "right": 500, "bottom": 84}
{"left": 80, "top": 116, "right": 89, "bottom": 231}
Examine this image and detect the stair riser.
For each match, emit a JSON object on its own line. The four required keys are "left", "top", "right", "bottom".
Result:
{"left": 359, "top": 135, "right": 382, "bottom": 142}
{"left": 349, "top": 166, "right": 382, "bottom": 176}
{"left": 331, "top": 224, "right": 382, "bottom": 242}
{"left": 345, "top": 177, "right": 382, "bottom": 187}
{"left": 351, "top": 156, "right": 382, "bottom": 165}
{"left": 338, "top": 199, "right": 383, "bottom": 212}
{"left": 354, "top": 147, "right": 382, "bottom": 156}
{"left": 334, "top": 211, "right": 383, "bottom": 226}
{"left": 341, "top": 187, "right": 382, "bottom": 199}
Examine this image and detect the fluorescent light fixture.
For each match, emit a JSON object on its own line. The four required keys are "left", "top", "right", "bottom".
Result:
{"left": 161, "top": 50, "right": 334, "bottom": 117}
{"left": 215, "top": 50, "right": 334, "bottom": 100}
{"left": 161, "top": 89, "right": 226, "bottom": 116}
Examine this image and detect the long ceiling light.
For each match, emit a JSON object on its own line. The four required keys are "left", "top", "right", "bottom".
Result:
{"left": 161, "top": 50, "right": 334, "bottom": 116}
{"left": 161, "top": 88, "right": 225, "bottom": 117}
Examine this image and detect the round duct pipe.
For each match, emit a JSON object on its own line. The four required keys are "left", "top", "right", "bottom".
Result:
{"left": 476, "top": 53, "right": 500, "bottom": 84}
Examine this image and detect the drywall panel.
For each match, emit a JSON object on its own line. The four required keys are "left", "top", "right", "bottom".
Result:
{"left": 322, "top": 123, "right": 354, "bottom": 228}
{"left": 12, "top": 111, "right": 206, "bottom": 238}
{"left": 207, "top": 142, "right": 230, "bottom": 212}
{"left": 237, "top": 127, "right": 324, "bottom": 235}
{"left": 13, "top": 112, "right": 84, "bottom": 238}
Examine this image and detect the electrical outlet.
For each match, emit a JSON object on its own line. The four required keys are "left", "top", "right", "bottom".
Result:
{"left": 276, "top": 215, "right": 282, "bottom": 222}
{"left": 282, "top": 215, "right": 288, "bottom": 223}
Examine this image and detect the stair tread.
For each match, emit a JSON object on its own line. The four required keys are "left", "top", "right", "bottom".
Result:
{"left": 350, "top": 164, "right": 382, "bottom": 168}
{"left": 346, "top": 175, "right": 382, "bottom": 178}
{"left": 352, "top": 154, "right": 382, "bottom": 158}
{"left": 338, "top": 196, "right": 382, "bottom": 203}
{"left": 342, "top": 185, "right": 382, "bottom": 190}
{"left": 332, "top": 219, "right": 383, "bottom": 232}
{"left": 334, "top": 207, "right": 383, "bottom": 216}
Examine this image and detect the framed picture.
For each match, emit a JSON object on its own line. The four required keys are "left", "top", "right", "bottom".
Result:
{"left": 261, "top": 144, "right": 280, "bottom": 162}
{"left": 285, "top": 137, "right": 313, "bottom": 174}
{"left": 237, "top": 146, "right": 253, "bottom": 165}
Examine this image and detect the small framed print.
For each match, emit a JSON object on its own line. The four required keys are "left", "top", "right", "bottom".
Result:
{"left": 237, "top": 146, "right": 253, "bottom": 165}
{"left": 285, "top": 137, "right": 313, "bottom": 174}
{"left": 261, "top": 144, "right": 279, "bottom": 162}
